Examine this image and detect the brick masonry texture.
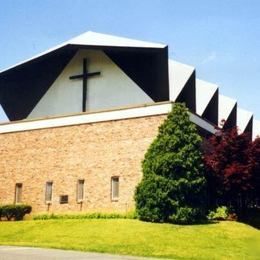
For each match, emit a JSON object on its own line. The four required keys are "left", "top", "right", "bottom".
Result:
{"left": 0, "top": 115, "right": 166, "bottom": 213}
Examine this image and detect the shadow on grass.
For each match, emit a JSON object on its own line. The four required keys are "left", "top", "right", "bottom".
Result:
{"left": 139, "top": 217, "right": 218, "bottom": 226}
{"left": 240, "top": 208, "right": 260, "bottom": 230}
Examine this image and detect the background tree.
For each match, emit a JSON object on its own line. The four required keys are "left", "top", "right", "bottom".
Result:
{"left": 135, "top": 103, "right": 206, "bottom": 224}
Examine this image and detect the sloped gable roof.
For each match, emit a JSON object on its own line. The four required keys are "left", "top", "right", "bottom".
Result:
{"left": 0, "top": 31, "right": 169, "bottom": 121}
{"left": 0, "top": 31, "right": 166, "bottom": 74}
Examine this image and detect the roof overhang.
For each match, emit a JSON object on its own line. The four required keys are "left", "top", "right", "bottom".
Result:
{"left": 0, "top": 31, "right": 167, "bottom": 74}
{"left": 0, "top": 32, "right": 169, "bottom": 121}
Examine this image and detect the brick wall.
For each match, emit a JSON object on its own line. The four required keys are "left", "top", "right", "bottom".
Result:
{"left": 0, "top": 115, "right": 166, "bottom": 213}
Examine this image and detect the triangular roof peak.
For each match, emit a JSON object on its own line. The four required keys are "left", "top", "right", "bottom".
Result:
{"left": 253, "top": 120, "right": 260, "bottom": 140}
{"left": 69, "top": 31, "right": 167, "bottom": 48}
{"left": 196, "top": 79, "right": 218, "bottom": 116}
{"left": 237, "top": 107, "right": 253, "bottom": 134}
{"left": 218, "top": 94, "right": 237, "bottom": 127}
{"left": 0, "top": 31, "right": 167, "bottom": 74}
{"left": 168, "top": 59, "right": 195, "bottom": 101}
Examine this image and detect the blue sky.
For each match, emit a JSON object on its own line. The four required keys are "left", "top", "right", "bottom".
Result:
{"left": 0, "top": 0, "right": 260, "bottom": 121}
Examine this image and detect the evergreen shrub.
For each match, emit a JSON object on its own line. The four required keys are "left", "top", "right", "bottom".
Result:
{"left": 135, "top": 103, "right": 207, "bottom": 224}
{"left": 207, "top": 206, "right": 229, "bottom": 221}
{"left": 0, "top": 204, "right": 32, "bottom": 221}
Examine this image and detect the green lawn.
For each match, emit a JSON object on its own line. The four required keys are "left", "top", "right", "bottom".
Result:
{"left": 0, "top": 219, "right": 259, "bottom": 259}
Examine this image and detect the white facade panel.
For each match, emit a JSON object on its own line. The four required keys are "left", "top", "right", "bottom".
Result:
{"left": 28, "top": 49, "right": 153, "bottom": 119}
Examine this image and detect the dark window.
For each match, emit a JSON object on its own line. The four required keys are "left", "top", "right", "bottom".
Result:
{"left": 15, "top": 183, "right": 22, "bottom": 203}
{"left": 60, "top": 195, "right": 69, "bottom": 204}
{"left": 77, "top": 179, "right": 85, "bottom": 202}
{"left": 45, "top": 182, "right": 53, "bottom": 202}
{"left": 111, "top": 177, "right": 119, "bottom": 201}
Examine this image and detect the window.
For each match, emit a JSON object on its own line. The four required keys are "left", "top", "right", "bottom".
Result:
{"left": 77, "top": 179, "right": 85, "bottom": 202}
{"left": 45, "top": 182, "right": 53, "bottom": 203}
{"left": 111, "top": 177, "right": 119, "bottom": 201}
{"left": 15, "top": 183, "right": 22, "bottom": 203}
{"left": 60, "top": 195, "right": 69, "bottom": 204}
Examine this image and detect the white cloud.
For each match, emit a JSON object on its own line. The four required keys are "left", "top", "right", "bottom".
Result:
{"left": 201, "top": 51, "right": 217, "bottom": 64}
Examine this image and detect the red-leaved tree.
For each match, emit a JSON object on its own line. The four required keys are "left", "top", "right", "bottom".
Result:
{"left": 248, "top": 137, "right": 260, "bottom": 205}
{"left": 203, "top": 125, "right": 253, "bottom": 214}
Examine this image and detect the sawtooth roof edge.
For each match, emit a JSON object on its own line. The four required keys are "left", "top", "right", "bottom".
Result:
{"left": 253, "top": 120, "right": 260, "bottom": 140}
{"left": 196, "top": 79, "right": 218, "bottom": 116}
{"left": 168, "top": 59, "right": 195, "bottom": 70}
{"left": 237, "top": 107, "right": 253, "bottom": 134}
{"left": 0, "top": 31, "right": 167, "bottom": 74}
{"left": 168, "top": 59, "right": 195, "bottom": 101}
{"left": 218, "top": 94, "right": 237, "bottom": 126}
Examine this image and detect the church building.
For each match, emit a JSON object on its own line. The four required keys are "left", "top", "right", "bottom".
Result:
{"left": 0, "top": 31, "right": 259, "bottom": 213}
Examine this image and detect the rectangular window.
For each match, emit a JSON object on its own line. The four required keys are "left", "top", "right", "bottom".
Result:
{"left": 45, "top": 182, "right": 53, "bottom": 203}
{"left": 15, "top": 183, "right": 22, "bottom": 203}
{"left": 60, "top": 195, "right": 69, "bottom": 204}
{"left": 77, "top": 179, "right": 85, "bottom": 202}
{"left": 111, "top": 177, "right": 119, "bottom": 201}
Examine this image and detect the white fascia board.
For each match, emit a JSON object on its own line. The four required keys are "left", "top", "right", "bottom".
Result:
{"left": 253, "top": 120, "right": 260, "bottom": 140}
{"left": 196, "top": 79, "right": 218, "bottom": 116}
{"left": 0, "top": 102, "right": 215, "bottom": 135}
{"left": 218, "top": 94, "right": 237, "bottom": 127}
{"left": 237, "top": 108, "right": 253, "bottom": 134}
{"left": 0, "top": 31, "right": 166, "bottom": 74}
{"left": 168, "top": 59, "right": 195, "bottom": 101}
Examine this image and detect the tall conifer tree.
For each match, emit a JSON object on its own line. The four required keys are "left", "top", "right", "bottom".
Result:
{"left": 135, "top": 103, "right": 206, "bottom": 224}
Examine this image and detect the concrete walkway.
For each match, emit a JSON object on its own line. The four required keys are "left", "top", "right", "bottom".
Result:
{"left": 0, "top": 246, "right": 159, "bottom": 260}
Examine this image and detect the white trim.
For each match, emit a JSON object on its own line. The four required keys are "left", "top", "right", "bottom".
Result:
{"left": 0, "top": 103, "right": 215, "bottom": 134}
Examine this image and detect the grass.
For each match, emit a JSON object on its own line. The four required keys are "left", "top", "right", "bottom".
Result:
{"left": 0, "top": 219, "right": 259, "bottom": 259}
